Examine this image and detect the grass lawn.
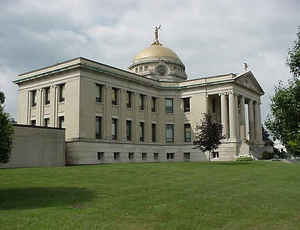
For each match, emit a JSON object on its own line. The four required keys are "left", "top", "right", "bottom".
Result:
{"left": 1, "top": 161, "right": 300, "bottom": 230}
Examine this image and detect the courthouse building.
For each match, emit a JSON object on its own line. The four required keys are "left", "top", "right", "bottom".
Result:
{"left": 14, "top": 29, "right": 265, "bottom": 164}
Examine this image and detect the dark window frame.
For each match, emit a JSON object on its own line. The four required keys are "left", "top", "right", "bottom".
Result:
{"left": 183, "top": 97, "right": 190, "bottom": 112}
{"left": 44, "top": 118, "right": 49, "bottom": 127}
{"left": 151, "top": 97, "right": 156, "bottom": 112}
{"left": 59, "top": 84, "right": 65, "bottom": 102}
{"left": 128, "top": 152, "right": 134, "bottom": 160}
{"left": 165, "top": 98, "right": 174, "bottom": 113}
{"left": 45, "top": 87, "right": 50, "bottom": 105}
{"left": 126, "top": 120, "right": 132, "bottom": 141}
{"left": 114, "top": 152, "right": 120, "bottom": 161}
{"left": 152, "top": 123, "right": 156, "bottom": 142}
{"left": 112, "top": 118, "right": 118, "bottom": 140}
{"left": 58, "top": 116, "right": 64, "bottom": 129}
{"left": 140, "top": 122, "right": 145, "bottom": 142}
{"left": 96, "top": 84, "right": 103, "bottom": 103}
{"left": 166, "top": 124, "right": 174, "bottom": 143}
{"left": 184, "top": 123, "right": 192, "bottom": 142}
{"left": 167, "top": 153, "right": 175, "bottom": 160}
{"left": 126, "top": 91, "right": 132, "bottom": 108}
{"left": 140, "top": 94, "right": 145, "bottom": 110}
{"left": 153, "top": 153, "right": 159, "bottom": 160}
{"left": 142, "top": 152, "right": 147, "bottom": 161}
{"left": 112, "top": 87, "right": 118, "bottom": 105}
{"left": 184, "top": 152, "right": 190, "bottom": 161}
{"left": 97, "top": 152, "right": 104, "bottom": 161}
{"left": 31, "top": 90, "right": 37, "bottom": 107}
{"left": 96, "top": 116, "right": 102, "bottom": 139}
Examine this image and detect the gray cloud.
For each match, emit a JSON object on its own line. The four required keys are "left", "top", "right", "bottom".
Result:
{"left": 0, "top": 0, "right": 299, "bottom": 124}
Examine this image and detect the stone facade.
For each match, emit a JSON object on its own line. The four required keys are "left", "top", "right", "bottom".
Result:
{"left": 14, "top": 40, "right": 265, "bottom": 164}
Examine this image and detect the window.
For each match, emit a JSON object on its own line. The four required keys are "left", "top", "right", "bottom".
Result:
{"left": 31, "top": 90, "right": 37, "bottom": 106}
{"left": 31, "top": 120, "right": 36, "bottom": 126}
{"left": 45, "top": 87, "right": 50, "bottom": 105}
{"left": 140, "top": 94, "right": 145, "bottom": 110}
{"left": 142, "top": 152, "right": 147, "bottom": 160}
{"left": 144, "top": 65, "right": 148, "bottom": 71}
{"left": 151, "top": 97, "right": 156, "bottom": 112}
{"left": 112, "top": 87, "right": 118, "bottom": 105}
{"left": 165, "top": 98, "right": 173, "bottom": 113}
{"left": 128, "top": 152, "right": 134, "bottom": 160}
{"left": 97, "top": 152, "right": 104, "bottom": 161}
{"left": 212, "top": 98, "right": 216, "bottom": 113}
{"left": 184, "top": 152, "right": 190, "bottom": 161}
{"left": 112, "top": 118, "right": 118, "bottom": 140}
{"left": 44, "top": 118, "right": 49, "bottom": 127}
{"left": 96, "top": 116, "right": 102, "bottom": 139}
{"left": 140, "top": 122, "right": 145, "bottom": 142}
{"left": 183, "top": 98, "right": 190, "bottom": 112}
{"left": 154, "top": 153, "right": 159, "bottom": 161}
{"left": 58, "top": 116, "right": 64, "bottom": 128}
{"left": 114, "top": 152, "right": 120, "bottom": 161}
{"left": 126, "top": 120, "right": 132, "bottom": 141}
{"left": 184, "top": 124, "right": 191, "bottom": 142}
{"left": 139, "top": 66, "right": 143, "bottom": 72}
{"left": 59, "top": 84, "right": 65, "bottom": 102}
{"left": 166, "top": 124, "right": 174, "bottom": 143}
{"left": 96, "top": 84, "right": 102, "bottom": 102}
{"left": 212, "top": 152, "right": 219, "bottom": 159}
{"left": 135, "top": 68, "right": 138, "bottom": 73}
{"left": 167, "top": 153, "right": 175, "bottom": 160}
{"left": 152, "top": 123, "right": 156, "bottom": 142}
{"left": 126, "top": 91, "right": 132, "bottom": 108}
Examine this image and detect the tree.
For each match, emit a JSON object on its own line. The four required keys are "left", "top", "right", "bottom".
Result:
{"left": 193, "top": 113, "right": 224, "bottom": 160}
{"left": 265, "top": 28, "right": 300, "bottom": 156}
{"left": 287, "top": 28, "right": 300, "bottom": 79}
{"left": 0, "top": 91, "right": 14, "bottom": 163}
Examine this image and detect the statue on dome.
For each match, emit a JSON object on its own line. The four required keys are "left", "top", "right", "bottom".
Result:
{"left": 152, "top": 25, "right": 162, "bottom": 45}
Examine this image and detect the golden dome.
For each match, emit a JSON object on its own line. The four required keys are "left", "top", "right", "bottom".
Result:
{"left": 133, "top": 44, "right": 183, "bottom": 64}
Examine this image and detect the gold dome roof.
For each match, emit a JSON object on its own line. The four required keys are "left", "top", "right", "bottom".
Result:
{"left": 133, "top": 44, "right": 183, "bottom": 64}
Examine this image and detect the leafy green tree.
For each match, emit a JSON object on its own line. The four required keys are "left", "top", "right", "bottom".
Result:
{"left": 266, "top": 28, "right": 300, "bottom": 156}
{"left": 193, "top": 113, "right": 224, "bottom": 160}
{"left": 0, "top": 91, "right": 14, "bottom": 163}
{"left": 287, "top": 28, "right": 300, "bottom": 79}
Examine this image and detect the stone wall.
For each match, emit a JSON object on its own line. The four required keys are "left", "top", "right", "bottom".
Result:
{"left": 0, "top": 125, "right": 65, "bottom": 168}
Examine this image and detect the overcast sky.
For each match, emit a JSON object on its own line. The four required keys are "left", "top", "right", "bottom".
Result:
{"left": 1, "top": 0, "right": 299, "bottom": 123}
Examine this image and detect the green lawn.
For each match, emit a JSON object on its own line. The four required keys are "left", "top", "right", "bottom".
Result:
{"left": 1, "top": 161, "right": 300, "bottom": 230}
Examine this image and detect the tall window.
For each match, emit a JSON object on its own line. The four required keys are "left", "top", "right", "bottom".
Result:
{"left": 165, "top": 98, "right": 173, "bottom": 113}
{"left": 96, "top": 84, "right": 102, "bottom": 102}
{"left": 59, "top": 84, "right": 65, "bottom": 102}
{"left": 112, "top": 118, "right": 118, "bottom": 140}
{"left": 152, "top": 123, "right": 156, "bottom": 142}
{"left": 140, "top": 122, "right": 145, "bottom": 142}
{"left": 183, "top": 98, "right": 190, "bottom": 112}
{"left": 58, "top": 116, "right": 64, "bottom": 128}
{"left": 166, "top": 124, "right": 174, "bottom": 143}
{"left": 97, "top": 152, "right": 104, "bottom": 161}
{"left": 126, "top": 120, "right": 132, "bottom": 141}
{"left": 112, "top": 87, "right": 118, "bottom": 105}
{"left": 114, "top": 152, "right": 120, "bottom": 161}
{"left": 184, "top": 152, "right": 190, "bottom": 161}
{"left": 128, "top": 152, "right": 134, "bottom": 160}
{"left": 140, "top": 94, "right": 145, "bottom": 110}
{"left": 126, "top": 91, "right": 132, "bottom": 108}
{"left": 167, "top": 153, "right": 175, "bottom": 160}
{"left": 96, "top": 116, "right": 102, "bottom": 139}
{"left": 184, "top": 124, "right": 191, "bottom": 142}
{"left": 142, "top": 152, "right": 147, "bottom": 160}
{"left": 31, "top": 90, "right": 37, "bottom": 106}
{"left": 151, "top": 97, "right": 156, "bottom": 112}
{"left": 44, "top": 118, "right": 49, "bottom": 127}
{"left": 45, "top": 87, "right": 50, "bottom": 105}
{"left": 153, "top": 153, "right": 159, "bottom": 161}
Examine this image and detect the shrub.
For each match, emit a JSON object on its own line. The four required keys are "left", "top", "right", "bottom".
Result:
{"left": 236, "top": 156, "right": 253, "bottom": 162}
{"left": 262, "top": 151, "right": 274, "bottom": 160}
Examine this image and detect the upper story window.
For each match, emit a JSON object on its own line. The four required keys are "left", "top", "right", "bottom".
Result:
{"left": 165, "top": 98, "right": 173, "bottom": 113}
{"left": 96, "top": 116, "right": 102, "bottom": 139}
{"left": 152, "top": 123, "right": 156, "bottom": 142}
{"left": 58, "top": 116, "right": 64, "bottom": 129}
{"left": 184, "top": 124, "right": 192, "bottom": 142}
{"left": 31, "top": 90, "right": 37, "bottom": 107}
{"left": 140, "top": 122, "right": 145, "bottom": 142}
{"left": 112, "top": 87, "right": 118, "bottom": 105}
{"left": 126, "top": 91, "right": 132, "bottom": 108}
{"left": 183, "top": 98, "right": 190, "bottom": 112}
{"left": 96, "top": 84, "right": 103, "bottom": 102}
{"left": 151, "top": 97, "right": 156, "bottom": 112}
{"left": 140, "top": 94, "right": 145, "bottom": 110}
{"left": 166, "top": 124, "right": 174, "bottom": 143}
{"left": 58, "top": 84, "right": 65, "bottom": 102}
{"left": 44, "top": 87, "right": 50, "bottom": 105}
{"left": 112, "top": 118, "right": 118, "bottom": 140}
{"left": 126, "top": 120, "right": 132, "bottom": 141}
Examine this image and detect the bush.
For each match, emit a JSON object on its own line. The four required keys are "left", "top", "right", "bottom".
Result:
{"left": 236, "top": 156, "right": 254, "bottom": 162}
{"left": 262, "top": 151, "right": 274, "bottom": 160}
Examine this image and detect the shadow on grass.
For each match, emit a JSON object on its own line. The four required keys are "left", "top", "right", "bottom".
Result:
{"left": 0, "top": 187, "right": 95, "bottom": 210}
{"left": 210, "top": 161, "right": 254, "bottom": 166}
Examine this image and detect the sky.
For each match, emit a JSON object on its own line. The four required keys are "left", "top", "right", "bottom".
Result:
{"left": 0, "top": 0, "right": 299, "bottom": 124}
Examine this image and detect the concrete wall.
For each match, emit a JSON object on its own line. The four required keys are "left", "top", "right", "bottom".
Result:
{"left": 0, "top": 125, "right": 65, "bottom": 168}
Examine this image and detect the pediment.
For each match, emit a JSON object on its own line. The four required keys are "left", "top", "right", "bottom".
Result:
{"left": 234, "top": 71, "right": 264, "bottom": 95}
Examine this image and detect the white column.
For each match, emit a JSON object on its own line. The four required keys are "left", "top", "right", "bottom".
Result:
{"left": 255, "top": 102, "right": 263, "bottom": 144}
{"left": 27, "top": 91, "right": 31, "bottom": 124}
{"left": 220, "top": 93, "right": 228, "bottom": 138}
{"left": 248, "top": 99, "right": 255, "bottom": 143}
{"left": 235, "top": 94, "right": 240, "bottom": 140}
{"left": 239, "top": 95, "right": 246, "bottom": 142}
{"left": 104, "top": 86, "right": 112, "bottom": 140}
{"left": 229, "top": 92, "right": 237, "bottom": 140}
{"left": 50, "top": 86, "right": 58, "bottom": 127}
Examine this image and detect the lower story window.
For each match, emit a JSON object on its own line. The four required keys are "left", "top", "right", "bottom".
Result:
{"left": 97, "top": 152, "right": 104, "bottom": 161}
{"left": 114, "top": 152, "right": 120, "bottom": 161}
{"left": 154, "top": 153, "right": 159, "bottom": 160}
{"left": 184, "top": 152, "right": 190, "bottom": 161}
{"left": 128, "top": 152, "right": 134, "bottom": 160}
{"left": 167, "top": 153, "right": 175, "bottom": 160}
{"left": 212, "top": 152, "right": 219, "bottom": 159}
{"left": 142, "top": 153, "right": 147, "bottom": 161}
{"left": 31, "top": 120, "right": 36, "bottom": 126}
